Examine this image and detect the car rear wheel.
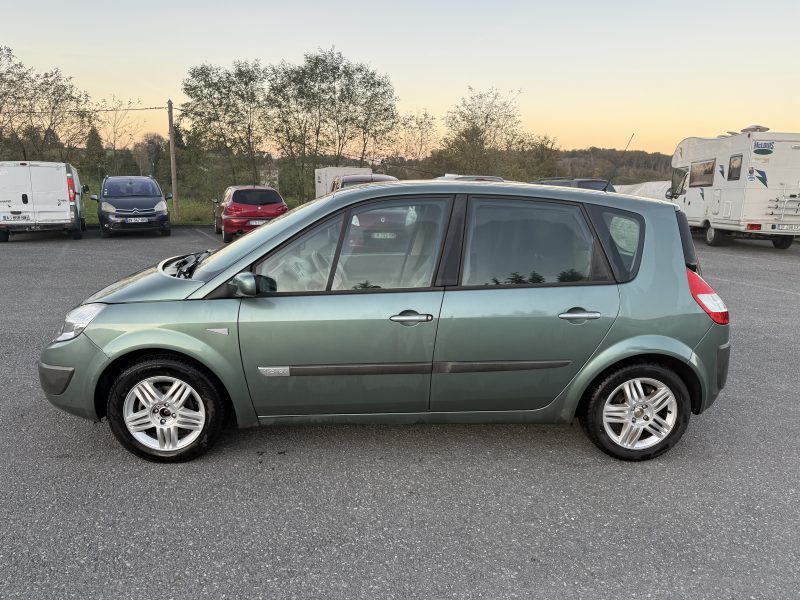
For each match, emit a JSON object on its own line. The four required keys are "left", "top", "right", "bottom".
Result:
{"left": 579, "top": 363, "right": 690, "bottom": 461}
{"left": 107, "top": 356, "right": 227, "bottom": 462}
{"left": 772, "top": 236, "right": 793, "bottom": 250}
{"left": 222, "top": 230, "right": 234, "bottom": 243}
{"left": 71, "top": 228, "right": 82, "bottom": 240}
{"left": 214, "top": 217, "right": 222, "bottom": 234}
{"left": 705, "top": 226, "right": 725, "bottom": 246}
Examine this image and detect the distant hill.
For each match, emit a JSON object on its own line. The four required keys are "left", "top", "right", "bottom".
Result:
{"left": 559, "top": 147, "right": 672, "bottom": 185}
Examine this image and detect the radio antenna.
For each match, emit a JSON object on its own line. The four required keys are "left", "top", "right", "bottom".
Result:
{"left": 602, "top": 133, "right": 635, "bottom": 192}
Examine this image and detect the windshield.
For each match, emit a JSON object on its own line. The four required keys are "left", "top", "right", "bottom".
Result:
{"left": 104, "top": 179, "right": 161, "bottom": 198}
{"left": 192, "top": 197, "right": 324, "bottom": 281}
{"left": 233, "top": 189, "right": 283, "bottom": 205}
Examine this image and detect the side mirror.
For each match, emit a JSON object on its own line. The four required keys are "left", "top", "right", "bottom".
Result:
{"left": 228, "top": 273, "right": 257, "bottom": 297}
{"left": 90, "top": 194, "right": 99, "bottom": 201}
{"left": 212, "top": 198, "right": 220, "bottom": 204}
{"left": 228, "top": 272, "right": 278, "bottom": 297}
{"left": 82, "top": 184, "right": 90, "bottom": 193}
{"left": 164, "top": 193, "right": 173, "bottom": 200}
{"left": 665, "top": 190, "right": 676, "bottom": 200}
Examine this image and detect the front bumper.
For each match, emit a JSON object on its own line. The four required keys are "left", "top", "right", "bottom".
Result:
{"left": 100, "top": 212, "right": 170, "bottom": 233}
{"left": 39, "top": 333, "right": 109, "bottom": 421}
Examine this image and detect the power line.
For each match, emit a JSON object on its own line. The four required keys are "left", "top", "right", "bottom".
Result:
{"left": 12, "top": 106, "right": 166, "bottom": 115}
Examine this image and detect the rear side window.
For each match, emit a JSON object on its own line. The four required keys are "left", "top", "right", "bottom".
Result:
{"left": 461, "top": 199, "right": 611, "bottom": 286}
{"left": 586, "top": 205, "right": 645, "bottom": 283}
{"left": 727, "top": 154, "right": 742, "bottom": 181}
{"left": 233, "top": 189, "right": 283, "bottom": 205}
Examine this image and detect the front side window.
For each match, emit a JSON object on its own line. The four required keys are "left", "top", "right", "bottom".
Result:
{"left": 462, "top": 199, "right": 610, "bottom": 286}
{"left": 727, "top": 154, "right": 743, "bottom": 181}
{"left": 332, "top": 199, "right": 448, "bottom": 290}
{"left": 671, "top": 167, "right": 688, "bottom": 197}
{"left": 254, "top": 215, "right": 344, "bottom": 292}
{"left": 689, "top": 159, "right": 716, "bottom": 188}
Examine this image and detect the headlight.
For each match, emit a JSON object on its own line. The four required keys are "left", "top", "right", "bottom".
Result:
{"left": 100, "top": 202, "right": 116, "bottom": 214}
{"left": 54, "top": 303, "right": 106, "bottom": 342}
{"left": 154, "top": 200, "right": 167, "bottom": 213}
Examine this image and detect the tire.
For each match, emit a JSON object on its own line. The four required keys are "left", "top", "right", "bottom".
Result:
{"left": 101, "top": 228, "right": 113, "bottom": 238}
{"left": 222, "top": 230, "right": 234, "bottom": 244}
{"left": 107, "top": 356, "right": 228, "bottom": 462}
{"left": 161, "top": 228, "right": 172, "bottom": 237}
{"left": 579, "top": 362, "right": 691, "bottom": 461}
{"left": 214, "top": 217, "right": 222, "bottom": 234}
{"left": 71, "top": 228, "right": 82, "bottom": 240}
{"left": 80, "top": 218, "right": 87, "bottom": 231}
{"left": 705, "top": 225, "right": 725, "bottom": 246}
{"left": 772, "top": 236, "right": 793, "bottom": 250}
{"left": 0, "top": 230, "right": 8, "bottom": 243}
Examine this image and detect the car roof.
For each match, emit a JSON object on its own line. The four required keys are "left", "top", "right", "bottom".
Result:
{"left": 328, "top": 179, "right": 672, "bottom": 211}
{"left": 340, "top": 174, "right": 397, "bottom": 182}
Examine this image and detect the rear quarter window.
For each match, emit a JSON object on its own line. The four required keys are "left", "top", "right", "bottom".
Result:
{"left": 586, "top": 205, "right": 645, "bottom": 283}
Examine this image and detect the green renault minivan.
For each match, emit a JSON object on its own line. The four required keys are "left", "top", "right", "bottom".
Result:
{"left": 39, "top": 181, "right": 730, "bottom": 462}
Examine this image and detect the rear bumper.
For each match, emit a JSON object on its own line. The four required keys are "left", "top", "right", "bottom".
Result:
{"left": 690, "top": 324, "right": 731, "bottom": 414}
{"left": 222, "top": 216, "right": 271, "bottom": 233}
{"left": 0, "top": 221, "right": 73, "bottom": 232}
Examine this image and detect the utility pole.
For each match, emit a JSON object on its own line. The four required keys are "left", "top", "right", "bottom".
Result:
{"left": 167, "top": 99, "right": 178, "bottom": 220}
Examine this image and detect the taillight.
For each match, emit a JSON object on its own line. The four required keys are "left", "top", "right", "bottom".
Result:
{"left": 67, "top": 175, "right": 76, "bottom": 204}
{"left": 224, "top": 203, "right": 241, "bottom": 215}
{"left": 746, "top": 223, "right": 761, "bottom": 231}
{"left": 687, "top": 268, "right": 729, "bottom": 325}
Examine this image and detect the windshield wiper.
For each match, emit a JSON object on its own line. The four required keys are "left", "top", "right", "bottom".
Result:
{"left": 175, "top": 250, "right": 212, "bottom": 279}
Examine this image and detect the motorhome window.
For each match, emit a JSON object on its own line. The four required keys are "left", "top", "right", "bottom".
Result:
{"left": 671, "top": 167, "right": 688, "bottom": 196}
{"left": 727, "top": 154, "right": 742, "bottom": 181}
{"left": 689, "top": 160, "right": 715, "bottom": 188}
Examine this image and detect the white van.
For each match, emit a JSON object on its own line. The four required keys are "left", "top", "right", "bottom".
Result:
{"left": 668, "top": 126, "right": 800, "bottom": 249}
{"left": 0, "top": 161, "right": 86, "bottom": 242}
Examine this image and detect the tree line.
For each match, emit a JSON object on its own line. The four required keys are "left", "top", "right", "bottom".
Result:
{"left": 0, "top": 45, "right": 671, "bottom": 201}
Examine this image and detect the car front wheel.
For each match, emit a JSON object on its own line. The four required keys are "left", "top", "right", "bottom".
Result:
{"left": 579, "top": 363, "right": 690, "bottom": 461}
{"left": 107, "top": 356, "right": 227, "bottom": 462}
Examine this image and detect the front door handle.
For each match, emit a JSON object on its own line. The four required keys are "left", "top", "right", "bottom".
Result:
{"left": 390, "top": 310, "right": 434, "bottom": 325}
{"left": 558, "top": 310, "right": 601, "bottom": 321}
{"left": 21, "top": 194, "right": 28, "bottom": 204}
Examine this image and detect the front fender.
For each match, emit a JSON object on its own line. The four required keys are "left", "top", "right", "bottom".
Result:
{"left": 552, "top": 334, "right": 704, "bottom": 422}
{"left": 84, "top": 300, "right": 258, "bottom": 428}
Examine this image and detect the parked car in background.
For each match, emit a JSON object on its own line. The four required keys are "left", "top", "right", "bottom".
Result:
{"left": 530, "top": 178, "right": 615, "bottom": 192}
{"left": 330, "top": 173, "right": 398, "bottom": 192}
{"left": 39, "top": 181, "right": 730, "bottom": 463}
{"left": 213, "top": 185, "right": 288, "bottom": 243}
{"left": 0, "top": 161, "right": 87, "bottom": 242}
{"left": 92, "top": 176, "right": 171, "bottom": 238}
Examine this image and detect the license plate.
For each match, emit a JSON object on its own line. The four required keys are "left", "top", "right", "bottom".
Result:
{"left": 371, "top": 232, "right": 397, "bottom": 239}
{"left": 247, "top": 219, "right": 267, "bottom": 226}
{"left": 775, "top": 224, "right": 800, "bottom": 231}
{"left": 2, "top": 214, "right": 29, "bottom": 221}
{"left": 126, "top": 217, "right": 148, "bottom": 223}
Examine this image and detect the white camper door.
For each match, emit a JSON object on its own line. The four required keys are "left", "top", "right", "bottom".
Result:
{"left": 29, "top": 163, "right": 69, "bottom": 223}
{"left": 0, "top": 164, "right": 34, "bottom": 223}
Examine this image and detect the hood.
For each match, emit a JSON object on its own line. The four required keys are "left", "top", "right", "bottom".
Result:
{"left": 84, "top": 257, "right": 204, "bottom": 304}
{"left": 102, "top": 196, "right": 164, "bottom": 210}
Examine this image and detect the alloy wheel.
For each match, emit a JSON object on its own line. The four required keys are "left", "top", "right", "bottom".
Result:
{"left": 601, "top": 377, "right": 677, "bottom": 450}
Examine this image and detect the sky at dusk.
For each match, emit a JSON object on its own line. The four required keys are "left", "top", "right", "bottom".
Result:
{"left": 3, "top": 0, "right": 799, "bottom": 154}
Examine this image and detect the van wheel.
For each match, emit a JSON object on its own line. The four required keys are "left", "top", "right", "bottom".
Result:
{"left": 106, "top": 356, "right": 228, "bottom": 462}
{"left": 222, "top": 231, "right": 234, "bottom": 243}
{"left": 71, "top": 228, "right": 82, "bottom": 240}
{"left": 772, "top": 236, "right": 793, "bottom": 250}
{"left": 705, "top": 226, "right": 725, "bottom": 246}
{"left": 579, "top": 363, "right": 690, "bottom": 461}
{"left": 0, "top": 231, "right": 8, "bottom": 243}
{"left": 81, "top": 218, "right": 87, "bottom": 231}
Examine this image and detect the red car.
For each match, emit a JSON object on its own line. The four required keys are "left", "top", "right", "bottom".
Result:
{"left": 213, "top": 186, "right": 288, "bottom": 243}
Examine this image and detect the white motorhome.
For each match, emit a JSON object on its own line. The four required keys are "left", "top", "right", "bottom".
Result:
{"left": 314, "top": 167, "right": 372, "bottom": 198}
{"left": 668, "top": 126, "right": 800, "bottom": 248}
{"left": 0, "top": 161, "right": 86, "bottom": 242}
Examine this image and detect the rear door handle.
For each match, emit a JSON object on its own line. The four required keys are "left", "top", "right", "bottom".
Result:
{"left": 390, "top": 311, "right": 433, "bottom": 325}
{"left": 558, "top": 311, "right": 601, "bottom": 321}
{"left": 21, "top": 194, "right": 28, "bottom": 204}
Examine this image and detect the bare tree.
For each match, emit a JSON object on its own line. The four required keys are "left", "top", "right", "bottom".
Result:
{"left": 96, "top": 95, "right": 142, "bottom": 174}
